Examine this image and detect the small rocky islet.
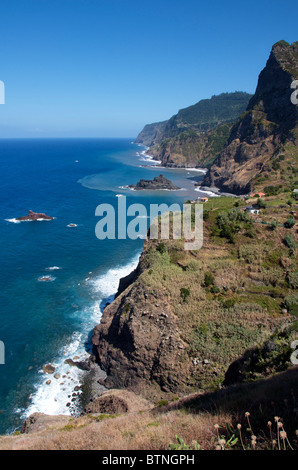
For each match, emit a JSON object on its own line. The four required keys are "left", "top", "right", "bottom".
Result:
{"left": 128, "top": 174, "right": 180, "bottom": 191}
{"left": 16, "top": 210, "right": 54, "bottom": 221}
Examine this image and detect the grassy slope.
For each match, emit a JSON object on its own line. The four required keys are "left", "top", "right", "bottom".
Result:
{"left": 134, "top": 192, "right": 298, "bottom": 391}
{"left": 253, "top": 139, "right": 298, "bottom": 193}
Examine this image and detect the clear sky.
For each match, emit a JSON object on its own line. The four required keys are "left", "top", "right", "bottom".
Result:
{"left": 0, "top": 0, "right": 297, "bottom": 138}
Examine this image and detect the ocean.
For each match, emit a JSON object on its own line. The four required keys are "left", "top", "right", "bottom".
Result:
{"left": 0, "top": 138, "right": 206, "bottom": 434}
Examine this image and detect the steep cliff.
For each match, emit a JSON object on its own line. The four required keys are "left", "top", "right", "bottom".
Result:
{"left": 134, "top": 120, "right": 168, "bottom": 147}
{"left": 135, "top": 92, "right": 252, "bottom": 168}
{"left": 92, "top": 240, "right": 193, "bottom": 396}
{"left": 148, "top": 122, "right": 234, "bottom": 168}
{"left": 202, "top": 41, "right": 298, "bottom": 194}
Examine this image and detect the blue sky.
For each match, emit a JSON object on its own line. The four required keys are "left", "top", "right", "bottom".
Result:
{"left": 0, "top": 0, "right": 297, "bottom": 137}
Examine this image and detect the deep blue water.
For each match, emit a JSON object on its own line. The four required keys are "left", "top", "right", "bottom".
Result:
{"left": 0, "top": 138, "right": 205, "bottom": 433}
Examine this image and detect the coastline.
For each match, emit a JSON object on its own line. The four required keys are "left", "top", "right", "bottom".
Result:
{"left": 135, "top": 144, "right": 236, "bottom": 198}
{"left": 20, "top": 252, "right": 142, "bottom": 428}
{"left": 13, "top": 141, "right": 233, "bottom": 432}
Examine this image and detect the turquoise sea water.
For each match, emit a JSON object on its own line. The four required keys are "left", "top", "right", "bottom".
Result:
{"left": 0, "top": 138, "right": 206, "bottom": 433}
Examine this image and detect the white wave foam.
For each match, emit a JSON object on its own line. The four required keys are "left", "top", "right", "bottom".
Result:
{"left": 23, "top": 332, "right": 89, "bottom": 418}
{"left": 119, "top": 185, "right": 135, "bottom": 191}
{"left": 5, "top": 217, "right": 55, "bottom": 223}
{"left": 45, "top": 266, "right": 61, "bottom": 271}
{"left": 23, "top": 253, "right": 141, "bottom": 419}
{"left": 87, "top": 253, "right": 140, "bottom": 300}
{"left": 5, "top": 218, "right": 21, "bottom": 224}
{"left": 37, "top": 275, "right": 56, "bottom": 282}
{"left": 185, "top": 168, "right": 208, "bottom": 173}
{"left": 194, "top": 187, "right": 219, "bottom": 197}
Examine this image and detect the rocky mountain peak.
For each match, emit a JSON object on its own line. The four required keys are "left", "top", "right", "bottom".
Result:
{"left": 202, "top": 40, "right": 298, "bottom": 195}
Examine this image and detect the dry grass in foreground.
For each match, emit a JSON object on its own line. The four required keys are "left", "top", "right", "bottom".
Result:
{"left": 0, "top": 368, "right": 297, "bottom": 451}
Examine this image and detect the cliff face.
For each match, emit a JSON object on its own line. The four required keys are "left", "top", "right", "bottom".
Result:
{"left": 92, "top": 241, "right": 192, "bottom": 395}
{"left": 135, "top": 92, "right": 252, "bottom": 168}
{"left": 202, "top": 41, "right": 298, "bottom": 194}
{"left": 134, "top": 120, "right": 167, "bottom": 147}
{"left": 148, "top": 123, "right": 234, "bottom": 168}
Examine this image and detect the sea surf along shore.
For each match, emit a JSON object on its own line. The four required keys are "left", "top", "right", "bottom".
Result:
{"left": 0, "top": 137, "right": 220, "bottom": 434}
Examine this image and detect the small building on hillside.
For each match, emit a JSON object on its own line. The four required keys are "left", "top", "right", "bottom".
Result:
{"left": 245, "top": 205, "right": 260, "bottom": 215}
{"left": 200, "top": 197, "right": 209, "bottom": 203}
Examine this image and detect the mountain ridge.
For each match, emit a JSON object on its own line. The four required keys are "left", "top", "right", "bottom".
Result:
{"left": 202, "top": 40, "right": 298, "bottom": 194}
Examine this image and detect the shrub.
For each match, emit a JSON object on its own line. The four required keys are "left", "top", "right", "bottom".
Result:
{"left": 284, "top": 234, "right": 296, "bottom": 256}
{"left": 203, "top": 209, "right": 210, "bottom": 221}
{"left": 286, "top": 269, "right": 298, "bottom": 289}
{"left": 222, "top": 298, "right": 236, "bottom": 309}
{"left": 244, "top": 228, "right": 256, "bottom": 238}
{"left": 157, "top": 400, "right": 169, "bottom": 408}
{"left": 272, "top": 161, "right": 280, "bottom": 171}
{"left": 284, "top": 218, "right": 295, "bottom": 229}
{"left": 204, "top": 272, "right": 214, "bottom": 287}
{"left": 187, "top": 260, "right": 201, "bottom": 272}
{"left": 157, "top": 242, "right": 167, "bottom": 254}
{"left": 268, "top": 220, "right": 278, "bottom": 231}
{"left": 180, "top": 287, "right": 190, "bottom": 302}
{"left": 257, "top": 198, "right": 267, "bottom": 209}
{"left": 210, "top": 285, "right": 221, "bottom": 294}
{"left": 123, "top": 303, "right": 130, "bottom": 315}
{"left": 284, "top": 294, "right": 298, "bottom": 316}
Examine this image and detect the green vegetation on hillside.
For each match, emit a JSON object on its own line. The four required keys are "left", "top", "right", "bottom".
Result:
{"left": 138, "top": 192, "right": 297, "bottom": 390}
{"left": 136, "top": 92, "right": 252, "bottom": 168}
{"left": 176, "top": 92, "right": 252, "bottom": 130}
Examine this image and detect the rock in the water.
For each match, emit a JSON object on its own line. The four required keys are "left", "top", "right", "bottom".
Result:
{"left": 16, "top": 210, "right": 54, "bottom": 221}
{"left": 64, "top": 358, "right": 91, "bottom": 371}
{"left": 129, "top": 174, "right": 180, "bottom": 191}
{"left": 42, "top": 364, "right": 55, "bottom": 374}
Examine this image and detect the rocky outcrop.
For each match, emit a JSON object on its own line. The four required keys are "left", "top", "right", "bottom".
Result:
{"left": 91, "top": 243, "right": 193, "bottom": 395}
{"left": 202, "top": 41, "right": 298, "bottom": 195}
{"left": 42, "top": 364, "right": 56, "bottom": 374}
{"left": 21, "top": 413, "right": 71, "bottom": 434}
{"left": 16, "top": 210, "right": 54, "bottom": 221}
{"left": 84, "top": 389, "right": 153, "bottom": 415}
{"left": 129, "top": 174, "right": 180, "bottom": 191}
